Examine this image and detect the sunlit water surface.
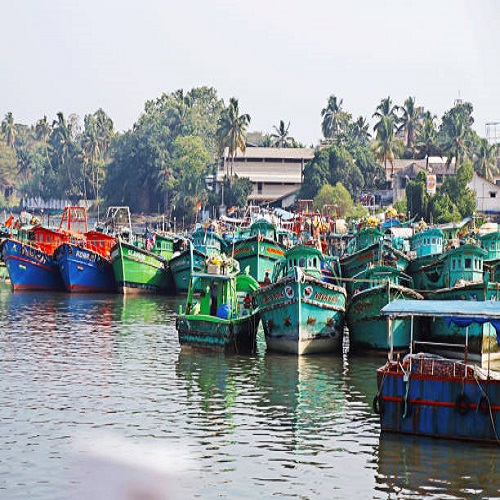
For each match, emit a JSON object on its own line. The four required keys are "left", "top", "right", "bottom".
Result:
{"left": 0, "top": 283, "right": 498, "bottom": 499}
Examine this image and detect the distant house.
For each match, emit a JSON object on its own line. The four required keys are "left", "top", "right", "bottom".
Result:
{"left": 469, "top": 172, "right": 500, "bottom": 215}
{"left": 216, "top": 147, "right": 315, "bottom": 208}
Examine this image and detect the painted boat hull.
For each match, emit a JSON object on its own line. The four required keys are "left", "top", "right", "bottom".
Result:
{"left": 256, "top": 274, "right": 346, "bottom": 355}
{"left": 232, "top": 237, "right": 285, "bottom": 284}
{"left": 110, "top": 240, "right": 172, "bottom": 294}
{"left": 169, "top": 249, "right": 205, "bottom": 294}
{"left": 347, "top": 284, "right": 423, "bottom": 352}
{"left": 176, "top": 313, "right": 260, "bottom": 354}
{"left": 54, "top": 243, "right": 116, "bottom": 293}
{"left": 376, "top": 356, "right": 500, "bottom": 443}
{"left": 1, "top": 239, "right": 63, "bottom": 291}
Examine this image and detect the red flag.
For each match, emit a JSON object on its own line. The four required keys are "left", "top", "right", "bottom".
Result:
{"left": 196, "top": 201, "right": 202, "bottom": 211}
{"left": 4, "top": 215, "right": 14, "bottom": 229}
{"left": 227, "top": 206, "right": 236, "bottom": 215}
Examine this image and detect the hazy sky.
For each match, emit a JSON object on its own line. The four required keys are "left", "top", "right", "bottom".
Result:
{"left": 1, "top": 0, "right": 499, "bottom": 145}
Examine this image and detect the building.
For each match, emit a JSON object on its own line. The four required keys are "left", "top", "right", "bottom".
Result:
{"left": 469, "top": 171, "right": 500, "bottom": 216}
{"left": 216, "top": 147, "right": 315, "bottom": 208}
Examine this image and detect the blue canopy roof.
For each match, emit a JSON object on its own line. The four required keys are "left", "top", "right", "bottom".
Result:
{"left": 381, "top": 300, "right": 500, "bottom": 319}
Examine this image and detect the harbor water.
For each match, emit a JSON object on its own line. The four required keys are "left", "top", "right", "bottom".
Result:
{"left": 0, "top": 282, "right": 498, "bottom": 499}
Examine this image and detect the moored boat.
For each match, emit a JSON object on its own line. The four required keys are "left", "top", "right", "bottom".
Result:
{"left": 346, "top": 266, "right": 423, "bottom": 352}
{"left": 255, "top": 244, "right": 347, "bottom": 355}
{"left": 176, "top": 258, "right": 260, "bottom": 353}
{"left": 375, "top": 299, "right": 500, "bottom": 444}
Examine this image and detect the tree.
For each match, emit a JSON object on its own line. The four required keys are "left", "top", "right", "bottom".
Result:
{"left": 321, "top": 94, "right": 352, "bottom": 142}
{"left": 314, "top": 182, "right": 353, "bottom": 217}
{"left": 397, "top": 96, "right": 420, "bottom": 154}
{"left": 372, "top": 96, "right": 398, "bottom": 135}
{"left": 271, "top": 120, "right": 295, "bottom": 148}
{"left": 350, "top": 116, "right": 371, "bottom": 145}
{"left": 1, "top": 112, "right": 17, "bottom": 148}
{"left": 406, "top": 171, "right": 429, "bottom": 220}
{"left": 371, "top": 116, "right": 404, "bottom": 177}
{"left": 473, "top": 138, "right": 498, "bottom": 181}
{"left": 414, "top": 112, "right": 440, "bottom": 170}
{"left": 220, "top": 176, "right": 253, "bottom": 209}
{"left": 216, "top": 97, "right": 251, "bottom": 178}
{"left": 439, "top": 101, "right": 474, "bottom": 171}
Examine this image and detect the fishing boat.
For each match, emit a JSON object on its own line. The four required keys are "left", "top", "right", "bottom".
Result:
{"left": 0, "top": 206, "right": 86, "bottom": 292}
{"left": 374, "top": 299, "right": 500, "bottom": 444}
{"left": 169, "top": 224, "right": 228, "bottom": 294}
{"left": 480, "top": 229, "right": 500, "bottom": 283}
{"left": 231, "top": 218, "right": 285, "bottom": 284}
{"left": 254, "top": 244, "right": 347, "bottom": 355}
{"left": 346, "top": 266, "right": 423, "bottom": 352}
{"left": 176, "top": 257, "right": 260, "bottom": 354}
{"left": 110, "top": 231, "right": 175, "bottom": 294}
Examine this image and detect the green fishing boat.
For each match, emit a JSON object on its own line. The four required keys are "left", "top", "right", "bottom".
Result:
{"left": 169, "top": 226, "right": 228, "bottom": 294}
{"left": 231, "top": 218, "right": 285, "bottom": 284}
{"left": 255, "top": 245, "right": 347, "bottom": 355}
{"left": 110, "top": 232, "right": 175, "bottom": 294}
{"left": 176, "top": 259, "right": 261, "bottom": 354}
{"left": 346, "top": 265, "right": 423, "bottom": 352}
{"left": 480, "top": 230, "right": 500, "bottom": 283}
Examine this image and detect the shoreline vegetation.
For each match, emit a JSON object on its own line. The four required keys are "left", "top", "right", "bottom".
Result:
{"left": 0, "top": 89, "right": 498, "bottom": 227}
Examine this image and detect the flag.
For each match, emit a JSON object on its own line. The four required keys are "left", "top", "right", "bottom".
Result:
{"left": 196, "top": 201, "right": 202, "bottom": 211}
{"left": 4, "top": 215, "right": 14, "bottom": 229}
{"left": 227, "top": 206, "right": 236, "bottom": 216}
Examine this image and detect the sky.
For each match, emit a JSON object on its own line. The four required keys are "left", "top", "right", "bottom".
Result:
{"left": 1, "top": 0, "right": 499, "bottom": 146}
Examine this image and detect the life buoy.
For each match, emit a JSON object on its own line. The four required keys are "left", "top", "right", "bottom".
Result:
{"left": 373, "top": 394, "right": 383, "bottom": 415}
{"left": 455, "top": 393, "right": 471, "bottom": 415}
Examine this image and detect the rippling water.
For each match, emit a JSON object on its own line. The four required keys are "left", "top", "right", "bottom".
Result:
{"left": 0, "top": 283, "right": 498, "bottom": 499}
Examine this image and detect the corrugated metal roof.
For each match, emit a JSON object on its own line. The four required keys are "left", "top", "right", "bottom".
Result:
{"left": 223, "top": 147, "right": 315, "bottom": 161}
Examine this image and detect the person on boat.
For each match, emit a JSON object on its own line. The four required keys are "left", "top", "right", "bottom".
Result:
{"left": 263, "top": 272, "right": 271, "bottom": 285}
{"left": 243, "top": 293, "right": 252, "bottom": 309}
{"left": 210, "top": 281, "right": 218, "bottom": 316}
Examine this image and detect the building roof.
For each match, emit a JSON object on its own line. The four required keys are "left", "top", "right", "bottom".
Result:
{"left": 223, "top": 146, "right": 315, "bottom": 161}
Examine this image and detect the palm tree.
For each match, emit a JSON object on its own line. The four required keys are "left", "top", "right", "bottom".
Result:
{"left": 321, "top": 94, "right": 345, "bottom": 140}
{"left": 51, "top": 112, "right": 76, "bottom": 195}
{"left": 351, "top": 116, "right": 371, "bottom": 144}
{"left": 1, "top": 112, "right": 17, "bottom": 148}
{"left": 473, "top": 138, "right": 498, "bottom": 181}
{"left": 440, "top": 112, "right": 469, "bottom": 171}
{"left": 35, "top": 116, "right": 52, "bottom": 143}
{"left": 271, "top": 120, "right": 294, "bottom": 147}
{"left": 372, "top": 96, "right": 399, "bottom": 135}
{"left": 371, "top": 116, "right": 404, "bottom": 177}
{"left": 415, "top": 113, "right": 441, "bottom": 170}
{"left": 397, "top": 96, "right": 420, "bottom": 153}
{"left": 216, "top": 97, "right": 251, "bottom": 178}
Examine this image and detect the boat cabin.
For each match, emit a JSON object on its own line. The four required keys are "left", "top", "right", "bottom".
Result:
{"left": 410, "top": 227, "right": 444, "bottom": 259}
{"left": 191, "top": 226, "right": 228, "bottom": 255}
{"left": 440, "top": 243, "right": 486, "bottom": 288}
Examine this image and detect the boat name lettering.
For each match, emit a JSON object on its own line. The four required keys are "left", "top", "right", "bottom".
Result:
{"left": 261, "top": 291, "right": 285, "bottom": 304}
{"left": 128, "top": 250, "right": 146, "bottom": 261}
{"left": 266, "top": 247, "right": 284, "bottom": 256}
{"left": 313, "top": 292, "right": 338, "bottom": 303}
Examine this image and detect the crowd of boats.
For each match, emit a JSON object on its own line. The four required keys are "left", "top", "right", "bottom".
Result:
{"left": 1, "top": 201, "right": 499, "bottom": 444}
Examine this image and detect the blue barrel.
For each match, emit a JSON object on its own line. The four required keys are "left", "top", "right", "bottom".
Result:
{"left": 216, "top": 303, "right": 231, "bottom": 319}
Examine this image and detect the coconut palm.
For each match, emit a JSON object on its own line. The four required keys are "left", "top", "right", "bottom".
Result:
{"left": 473, "top": 138, "right": 499, "bottom": 181}
{"left": 35, "top": 116, "right": 52, "bottom": 143}
{"left": 271, "top": 120, "right": 294, "bottom": 148}
{"left": 1, "top": 112, "right": 17, "bottom": 148}
{"left": 216, "top": 97, "right": 251, "bottom": 178}
{"left": 372, "top": 96, "right": 399, "bottom": 135}
{"left": 397, "top": 96, "right": 420, "bottom": 153}
{"left": 415, "top": 113, "right": 441, "bottom": 170}
{"left": 321, "top": 94, "right": 346, "bottom": 140}
{"left": 351, "top": 116, "right": 371, "bottom": 144}
{"left": 371, "top": 116, "right": 404, "bottom": 177}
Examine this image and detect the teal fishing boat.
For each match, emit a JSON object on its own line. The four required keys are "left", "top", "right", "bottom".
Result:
{"left": 406, "top": 225, "right": 445, "bottom": 290}
{"left": 110, "top": 232, "right": 175, "bottom": 294}
{"left": 176, "top": 259, "right": 260, "bottom": 354}
{"left": 416, "top": 241, "right": 500, "bottom": 361}
{"left": 255, "top": 245, "right": 347, "bottom": 355}
{"left": 340, "top": 223, "right": 410, "bottom": 295}
{"left": 346, "top": 265, "right": 423, "bottom": 352}
{"left": 231, "top": 218, "right": 285, "bottom": 284}
{"left": 169, "top": 225, "right": 228, "bottom": 294}
{"left": 480, "top": 230, "right": 500, "bottom": 283}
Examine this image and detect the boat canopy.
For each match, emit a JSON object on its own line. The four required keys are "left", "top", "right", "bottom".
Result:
{"left": 381, "top": 299, "right": 500, "bottom": 339}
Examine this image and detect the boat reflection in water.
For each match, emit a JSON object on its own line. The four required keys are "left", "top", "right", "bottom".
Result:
{"left": 376, "top": 433, "right": 500, "bottom": 498}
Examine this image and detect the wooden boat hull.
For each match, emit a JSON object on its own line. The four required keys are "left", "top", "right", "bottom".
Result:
{"left": 232, "top": 237, "right": 285, "bottom": 284}
{"left": 1, "top": 239, "right": 63, "bottom": 291}
{"left": 347, "top": 284, "right": 423, "bottom": 352}
{"left": 168, "top": 249, "right": 205, "bottom": 294}
{"left": 54, "top": 243, "right": 116, "bottom": 293}
{"left": 176, "top": 313, "right": 260, "bottom": 354}
{"left": 376, "top": 356, "right": 500, "bottom": 444}
{"left": 256, "top": 274, "right": 346, "bottom": 355}
{"left": 110, "top": 240, "right": 172, "bottom": 294}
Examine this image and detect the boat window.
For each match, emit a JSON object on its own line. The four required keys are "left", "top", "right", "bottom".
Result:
{"left": 464, "top": 258, "right": 472, "bottom": 269}
{"left": 299, "top": 257, "right": 306, "bottom": 267}
{"left": 432, "top": 238, "right": 436, "bottom": 244}
{"left": 313, "top": 257, "right": 317, "bottom": 267}
{"left": 452, "top": 259, "right": 456, "bottom": 270}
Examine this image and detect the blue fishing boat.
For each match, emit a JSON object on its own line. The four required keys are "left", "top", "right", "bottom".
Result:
{"left": 176, "top": 258, "right": 260, "bottom": 354}
{"left": 255, "top": 245, "right": 347, "bottom": 355}
{"left": 375, "top": 299, "right": 500, "bottom": 444}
